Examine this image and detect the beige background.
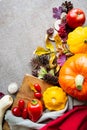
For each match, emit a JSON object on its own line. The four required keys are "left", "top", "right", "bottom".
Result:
{"left": 0, "top": 0, "right": 87, "bottom": 94}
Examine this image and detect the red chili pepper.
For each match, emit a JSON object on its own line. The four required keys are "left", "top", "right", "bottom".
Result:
{"left": 12, "top": 107, "right": 22, "bottom": 117}
{"left": 18, "top": 99, "right": 25, "bottom": 111}
{"left": 34, "top": 83, "right": 41, "bottom": 92}
{"left": 34, "top": 92, "right": 42, "bottom": 99}
{"left": 22, "top": 108, "right": 28, "bottom": 119}
{"left": 27, "top": 99, "right": 43, "bottom": 122}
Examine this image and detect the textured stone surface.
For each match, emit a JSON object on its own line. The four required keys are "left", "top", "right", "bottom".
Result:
{"left": 0, "top": 0, "right": 87, "bottom": 94}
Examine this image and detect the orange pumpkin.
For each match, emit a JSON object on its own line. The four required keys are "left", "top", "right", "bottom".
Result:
{"left": 59, "top": 54, "right": 87, "bottom": 101}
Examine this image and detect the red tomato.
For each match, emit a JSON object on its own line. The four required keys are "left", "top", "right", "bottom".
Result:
{"left": 22, "top": 108, "right": 28, "bottom": 119}
{"left": 12, "top": 107, "right": 21, "bottom": 117}
{"left": 27, "top": 99, "right": 43, "bottom": 122}
{"left": 18, "top": 100, "right": 25, "bottom": 111}
{"left": 34, "top": 92, "right": 42, "bottom": 99}
{"left": 34, "top": 83, "right": 41, "bottom": 92}
{"left": 66, "top": 8, "right": 86, "bottom": 28}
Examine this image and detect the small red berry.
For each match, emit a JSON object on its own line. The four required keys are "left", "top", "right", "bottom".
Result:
{"left": 34, "top": 83, "right": 41, "bottom": 92}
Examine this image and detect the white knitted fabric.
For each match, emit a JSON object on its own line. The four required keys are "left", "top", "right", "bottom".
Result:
{"left": 5, "top": 96, "right": 86, "bottom": 130}
{"left": 5, "top": 100, "right": 68, "bottom": 130}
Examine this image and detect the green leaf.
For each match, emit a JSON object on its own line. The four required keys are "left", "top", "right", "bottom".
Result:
{"left": 49, "top": 69, "right": 55, "bottom": 76}
{"left": 38, "top": 67, "right": 47, "bottom": 79}
{"left": 34, "top": 47, "right": 50, "bottom": 56}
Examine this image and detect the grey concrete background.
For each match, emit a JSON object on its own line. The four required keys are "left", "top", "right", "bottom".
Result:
{"left": 0, "top": 0, "right": 87, "bottom": 94}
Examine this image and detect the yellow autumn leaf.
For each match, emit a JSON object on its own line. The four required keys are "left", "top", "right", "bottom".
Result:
{"left": 46, "top": 38, "right": 55, "bottom": 52}
{"left": 54, "top": 34, "right": 62, "bottom": 49}
{"left": 55, "top": 64, "right": 60, "bottom": 73}
{"left": 34, "top": 46, "right": 50, "bottom": 56}
{"left": 49, "top": 53, "right": 56, "bottom": 68}
{"left": 28, "top": 82, "right": 37, "bottom": 92}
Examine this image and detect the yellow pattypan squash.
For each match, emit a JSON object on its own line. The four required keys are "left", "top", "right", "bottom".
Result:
{"left": 43, "top": 86, "right": 67, "bottom": 111}
{"left": 67, "top": 26, "right": 87, "bottom": 54}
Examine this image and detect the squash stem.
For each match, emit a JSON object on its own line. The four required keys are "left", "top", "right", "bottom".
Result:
{"left": 75, "top": 74, "right": 84, "bottom": 90}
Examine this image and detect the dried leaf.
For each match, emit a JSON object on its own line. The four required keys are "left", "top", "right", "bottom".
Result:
{"left": 54, "top": 34, "right": 62, "bottom": 49}
{"left": 34, "top": 47, "right": 50, "bottom": 56}
{"left": 29, "top": 82, "right": 37, "bottom": 92}
{"left": 57, "top": 54, "right": 66, "bottom": 66}
{"left": 46, "top": 38, "right": 55, "bottom": 52}
{"left": 49, "top": 53, "right": 56, "bottom": 68}
{"left": 55, "top": 64, "right": 60, "bottom": 73}
{"left": 53, "top": 6, "right": 63, "bottom": 19}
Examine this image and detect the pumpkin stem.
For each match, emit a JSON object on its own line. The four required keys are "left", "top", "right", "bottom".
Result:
{"left": 75, "top": 74, "right": 84, "bottom": 90}
{"left": 84, "top": 40, "right": 87, "bottom": 43}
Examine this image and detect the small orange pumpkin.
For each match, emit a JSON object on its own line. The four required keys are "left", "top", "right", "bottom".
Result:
{"left": 59, "top": 54, "right": 87, "bottom": 101}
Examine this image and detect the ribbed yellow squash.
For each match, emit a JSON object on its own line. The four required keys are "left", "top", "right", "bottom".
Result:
{"left": 43, "top": 86, "right": 67, "bottom": 111}
{"left": 67, "top": 26, "right": 87, "bottom": 54}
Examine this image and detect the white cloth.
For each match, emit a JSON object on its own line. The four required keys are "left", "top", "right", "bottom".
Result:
{"left": 5, "top": 96, "right": 87, "bottom": 130}
{"left": 5, "top": 101, "right": 68, "bottom": 130}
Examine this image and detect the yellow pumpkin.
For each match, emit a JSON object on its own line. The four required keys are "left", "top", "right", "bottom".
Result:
{"left": 43, "top": 86, "right": 67, "bottom": 111}
{"left": 67, "top": 26, "right": 87, "bottom": 54}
